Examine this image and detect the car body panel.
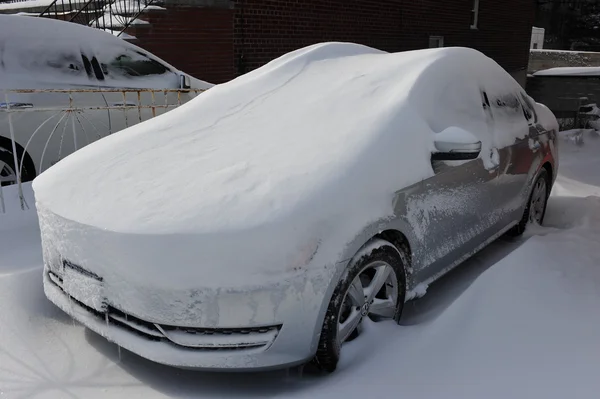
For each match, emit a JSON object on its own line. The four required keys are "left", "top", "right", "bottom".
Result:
{"left": 34, "top": 43, "right": 559, "bottom": 370}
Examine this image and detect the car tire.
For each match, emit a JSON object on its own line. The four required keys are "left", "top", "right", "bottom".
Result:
{"left": 313, "top": 240, "right": 406, "bottom": 373}
{"left": 0, "top": 144, "right": 36, "bottom": 186}
{"left": 507, "top": 168, "right": 550, "bottom": 237}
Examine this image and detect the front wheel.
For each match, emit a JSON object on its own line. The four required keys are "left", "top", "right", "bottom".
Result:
{"left": 0, "top": 145, "right": 36, "bottom": 186}
{"left": 508, "top": 169, "right": 550, "bottom": 236}
{"left": 313, "top": 240, "right": 406, "bottom": 373}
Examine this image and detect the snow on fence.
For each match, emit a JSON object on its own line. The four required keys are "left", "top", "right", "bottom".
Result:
{"left": 0, "top": 87, "right": 205, "bottom": 213}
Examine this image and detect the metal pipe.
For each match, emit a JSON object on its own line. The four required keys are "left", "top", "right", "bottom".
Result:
{"left": 5, "top": 93, "right": 24, "bottom": 209}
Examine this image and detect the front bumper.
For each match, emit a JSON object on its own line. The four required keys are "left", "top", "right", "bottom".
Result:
{"left": 36, "top": 202, "right": 339, "bottom": 370}
{"left": 43, "top": 264, "right": 328, "bottom": 370}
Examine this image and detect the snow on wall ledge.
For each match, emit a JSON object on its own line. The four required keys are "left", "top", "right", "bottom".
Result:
{"left": 533, "top": 66, "right": 600, "bottom": 76}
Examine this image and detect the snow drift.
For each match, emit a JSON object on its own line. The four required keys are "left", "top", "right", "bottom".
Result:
{"left": 1, "top": 135, "right": 600, "bottom": 396}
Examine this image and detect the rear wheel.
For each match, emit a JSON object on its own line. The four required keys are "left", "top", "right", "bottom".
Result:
{"left": 313, "top": 241, "right": 406, "bottom": 373}
{"left": 508, "top": 169, "right": 550, "bottom": 236}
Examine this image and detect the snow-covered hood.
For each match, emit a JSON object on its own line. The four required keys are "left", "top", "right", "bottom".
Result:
{"left": 33, "top": 44, "right": 527, "bottom": 270}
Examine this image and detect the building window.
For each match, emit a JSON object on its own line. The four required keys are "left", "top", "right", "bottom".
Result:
{"left": 429, "top": 36, "right": 444, "bottom": 48}
{"left": 471, "top": 0, "right": 479, "bottom": 29}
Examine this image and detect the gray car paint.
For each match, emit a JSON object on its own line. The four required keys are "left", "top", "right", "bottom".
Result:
{"left": 325, "top": 99, "right": 556, "bottom": 331}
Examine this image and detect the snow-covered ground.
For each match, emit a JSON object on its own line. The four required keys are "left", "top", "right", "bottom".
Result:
{"left": 1, "top": 131, "right": 600, "bottom": 398}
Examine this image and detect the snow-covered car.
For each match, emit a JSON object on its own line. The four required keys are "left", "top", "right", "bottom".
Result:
{"left": 33, "top": 43, "right": 559, "bottom": 372}
{"left": 0, "top": 14, "right": 212, "bottom": 186}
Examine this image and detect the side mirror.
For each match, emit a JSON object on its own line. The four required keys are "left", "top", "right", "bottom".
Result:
{"left": 432, "top": 127, "right": 482, "bottom": 161}
{"left": 179, "top": 74, "right": 191, "bottom": 90}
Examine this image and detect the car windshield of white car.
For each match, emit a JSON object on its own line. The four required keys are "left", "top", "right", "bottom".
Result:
{"left": 46, "top": 53, "right": 85, "bottom": 77}
{"left": 104, "top": 50, "right": 170, "bottom": 78}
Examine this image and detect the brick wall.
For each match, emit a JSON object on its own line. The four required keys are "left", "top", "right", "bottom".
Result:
{"left": 126, "top": 0, "right": 535, "bottom": 85}
{"left": 401, "top": 0, "right": 535, "bottom": 73}
{"left": 233, "top": 0, "right": 404, "bottom": 74}
{"left": 126, "top": 5, "right": 234, "bottom": 84}
{"left": 234, "top": 0, "right": 535, "bottom": 79}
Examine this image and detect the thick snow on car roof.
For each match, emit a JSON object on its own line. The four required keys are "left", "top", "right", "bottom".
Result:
{"left": 33, "top": 43, "right": 525, "bottom": 237}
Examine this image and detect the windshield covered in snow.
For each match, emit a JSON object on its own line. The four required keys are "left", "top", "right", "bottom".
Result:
{"left": 0, "top": 15, "right": 179, "bottom": 89}
{"left": 104, "top": 50, "right": 171, "bottom": 78}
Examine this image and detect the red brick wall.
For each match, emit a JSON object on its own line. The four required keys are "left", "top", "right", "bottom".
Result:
{"left": 234, "top": 0, "right": 535, "bottom": 76}
{"left": 126, "top": 0, "right": 534, "bottom": 84}
{"left": 233, "top": 0, "right": 404, "bottom": 74}
{"left": 126, "top": 6, "right": 234, "bottom": 84}
{"left": 399, "top": 0, "right": 535, "bottom": 73}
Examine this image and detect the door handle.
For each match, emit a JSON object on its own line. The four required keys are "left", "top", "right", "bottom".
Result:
{"left": 112, "top": 101, "right": 137, "bottom": 107}
{"left": 0, "top": 102, "right": 33, "bottom": 109}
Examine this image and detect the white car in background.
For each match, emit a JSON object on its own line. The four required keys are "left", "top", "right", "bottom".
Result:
{"left": 0, "top": 14, "right": 212, "bottom": 185}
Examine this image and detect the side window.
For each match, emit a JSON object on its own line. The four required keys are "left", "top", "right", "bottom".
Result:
{"left": 492, "top": 93, "right": 521, "bottom": 113}
{"left": 103, "top": 50, "right": 170, "bottom": 78}
{"left": 45, "top": 52, "right": 86, "bottom": 77}
{"left": 488, "top": 92, "right": 525, "bottom": 124}
{"left": 519, "top": 92, "right": 537, "bottom": 124}
{"left": 39, "top": 52, "right": 104, "bottom": 82}
{"left": 81, "top": 54, "right": 105, "bottom": 81}
{"left": 482, "top": 91, "right": 491, "bottom": 109}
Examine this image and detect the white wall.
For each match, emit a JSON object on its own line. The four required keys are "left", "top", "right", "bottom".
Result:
{"left": 531, "top": 27, "right": 545, "bottom": 50}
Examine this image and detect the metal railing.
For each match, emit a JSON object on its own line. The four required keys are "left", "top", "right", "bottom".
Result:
{"left": 0, "top": 87, "right": 206, "bottom": 213}
{"left": 39, "top": 0, "right": 160, "bottom": 37}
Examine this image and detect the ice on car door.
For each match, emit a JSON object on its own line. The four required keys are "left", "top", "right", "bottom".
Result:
{"left": 409, "top": 89, "right": 504, "bottom": 282}
{"left": 490, "top": 90, "right": 539, "bottom": 220}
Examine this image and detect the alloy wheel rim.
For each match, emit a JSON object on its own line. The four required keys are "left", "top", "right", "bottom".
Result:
{"left": 0, "top": 160, "right": 17, "bottom": 185}
{"left": 337, "top": 261, "right": 398, "bottom": 346}
{"left": 529, "top": 178, "right": 547, "bottom": 224}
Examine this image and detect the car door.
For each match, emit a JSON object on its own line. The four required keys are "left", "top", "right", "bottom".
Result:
{"left": 492, "top": 91, "right": 541, "bottom": 226}
{"left": 410, "top": 152, "right": 502, "bottom": 284}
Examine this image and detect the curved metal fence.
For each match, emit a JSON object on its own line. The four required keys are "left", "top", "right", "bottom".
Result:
{"left": 0, "top": 87, "right": 206, "bottom": 213}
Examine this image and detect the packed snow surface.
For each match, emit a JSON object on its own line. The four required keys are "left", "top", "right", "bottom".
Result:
{"left": 533, "top": 66, "right": 600, "bottom": 76}
{"left": 33, "top": 43, "right": 533, "bottom": 238}
{"left": 1, "top": 132, "right": 600, "bottom": 397}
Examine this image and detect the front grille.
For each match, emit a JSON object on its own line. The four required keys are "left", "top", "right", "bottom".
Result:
{"left": 63, "top": 259, "right": 103, "bottom": 281}
{"left": 159, "top": 325, "right": 278, "bottom": 335}
{"left": 47, "top": 270, "right": 281, "bottom": 351}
